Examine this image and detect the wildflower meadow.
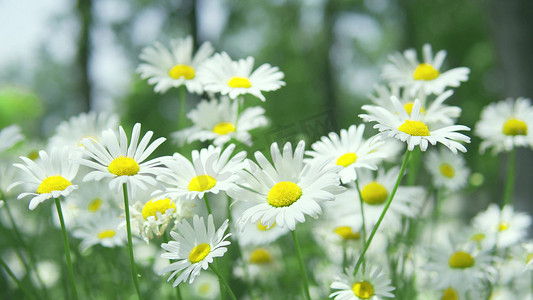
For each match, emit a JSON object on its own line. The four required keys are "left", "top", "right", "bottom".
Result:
{"left": 1, "top": 1, "right": 532, "bottom": 300}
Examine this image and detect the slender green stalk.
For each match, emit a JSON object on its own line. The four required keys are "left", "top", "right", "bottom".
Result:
{"left": 354, "top": 180, "right": 367, "bottom": 273}
{"left": 353, "top": 150, "right": 411, "bottom": 276}
{"left": 54, "top": 197, "right": 78, "bottom": 300}
{"left": 291, "top": 230, "right": 311, "bottom": 300}
{"left": 178, "top": 85, "right": 187, "bottom": 131}
{"left": 163, "top": 232, "right": 183, "bottom": 300}
{"left": 0, "top": 256, "right": 36, "bottom": 300}
{"left": 406, "top": 148, "right": 421, "bottom": 186}
{"left": 122, "top": 184, "right": 143, "bottom": 300}
{"left": 502, "top": 147, "right": 516, "bottom": 207}
{"left": 203, "top": 194, "right": 213, "bottom": 215}
{"left": 1, "top": 196, "right": 48, "bottom": 297}
{"left": 211, "top": 265, "right": 238, "bottom": 300}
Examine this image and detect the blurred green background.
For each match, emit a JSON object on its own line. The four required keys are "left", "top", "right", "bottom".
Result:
{"left": 1, "top": 0, "right": 532, "bottom": 213}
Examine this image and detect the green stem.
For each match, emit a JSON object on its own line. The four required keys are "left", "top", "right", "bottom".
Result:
{"left": 122, "top": 184, "right": 143, "bottom": 300}
{"left": 291, "top": 230, "right": 311, "bottom": 300}
{"left": 203, "top": 194, "right": 213, "bottom": 215}
{"left": 178, "top": 85, "right": 187, "bottom": 131}
{"left": 406, "top": 148, "right": 420, "bottom": 186}
{"left": 211, "top": 265, "right": 238, "bottom": 300}
{"left": 353, "top": 150, "right": 411, "bottom": 276}
{"left": 0, "top": 256, "right": 36, "bottom": 300}
{"left": 502, "top": 147, "right": 516, "bottom": 207}
{"left": 1, "top": 197, "right": 47, "bottom": 297}
{"left": 163, "top": 232, "right": 183, "bottom": 300}
{"left": 54, "top": 197, "right": 78, "bottom": 300}
{"left": 354, "top": 180, "right": 367, "bottom": 274}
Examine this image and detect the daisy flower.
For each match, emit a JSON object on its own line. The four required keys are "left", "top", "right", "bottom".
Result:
{"left": 475, "top": 97, "right": 533, "bottom": 153}
{"left": 230, "top": 141, "right": 344, "bottom": 231}
{"left": 10, "top": 147, "right": 79, "bottom": 210}
{"left": 472, "top": 204, "right": 531, "bottom": 249}
{"left": 0, "top": 124, "right": 23, "bottom": 154}
{"left": 128, "top": 195, "right": 193, "bottom": 244}
{"left": 424, "top": 148, "right": 470, "bottom": 191}
{"left": 234, "top": 245, "right": 283, "bottom": 282}
{"left": 51, "top": 181, "right": 117, "bottom": 229}
{"left": 172, "top": 96, "right": 268, "bottom": 147}
{"left": 190, "top": 272, "right": 220, "bottom": 299}
{"left": 79, "top": 123, "right": 166, "bottom": 196}
{"left": 197, "top": 52, "right": 285, "bottom": 101}
{"left": 137, "top": 36, "right": 214, "bottom": 94}
{"left": 72, "top": 210, "right": 126, "bottom": 252}
{"left": 367, "top": 85, "right": 462, "bottom": 126}
{"left": 330, "top": 265, "right": 395, "bottom": 300}
{"left": 360, "top": 98, "right": 470, "bottom": 153}
{"left": 231, "top": 202, "right": 290, "bottom": 246}
{"left": 155, "top": 144, "right": 246, "bottom": 201}
{"left": 159, "top": 215, "right": 231, "bottom": 286}
{"left": 382, "top": 43, "right": 470, "bottom": 96}
{"left": 312, "top": 215, "right": 364, "bottom": 265}
{"left": 334, "top": 168, "right": 425, "bottom": 233}
{"left": 426, "top": 238, "right": 496, "bottom": 294}
{"left": 306, "top": 124, "right": 386, "bottom": 184}
{"left": 48, "top": 111, "right": 119, "bottom": 151}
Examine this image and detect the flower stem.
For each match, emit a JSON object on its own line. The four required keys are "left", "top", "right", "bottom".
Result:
{"left": 0, "top": 256, "right": 36, "bottom": 300}
{"left": 54, "top": 197, "right": 78, "bottom": 300}
{"left": 163, "top": 232, "right": 183, "bottom": 300}
{"left": 122, "top": 184, "right": 143, "bottom": 299}
{"left": 211, "top": 264, "right": 238, "bottom": 300}
{"left": 1, "top": 194, "right": 49, "bottom": 297}
{"left": 354, "top": 180, "right": 367, "bottom": 274}
{"left": 353, "top": 150, "right": 411, "bottom": 276}
{"left": 502, "top": 147, "right": 516, "bottom": 207}
{"left": 291, "top": 230, "right": 311, "bottom": 300}
{"left": 178, "top": 85, "right": 187, "bottom": 131}
{"left": 203, "top": 194, "right": 213, "bottom": 215}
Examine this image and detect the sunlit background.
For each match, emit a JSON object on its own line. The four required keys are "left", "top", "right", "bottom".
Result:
{"left": 1, "top": 0, "right": 532, "bottom": 222}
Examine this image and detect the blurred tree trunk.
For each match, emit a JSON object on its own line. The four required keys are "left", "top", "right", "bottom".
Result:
{"left": 77, "top": 0, "right": 92, "bottom": 112}
{"left": 488, "top": 0, "right": 533, "bottom": 209}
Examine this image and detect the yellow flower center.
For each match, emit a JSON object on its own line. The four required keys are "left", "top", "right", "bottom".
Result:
{"left": 108, "top": 156, "right": 140, "bottom": 176}
{"left": 249, "top": 248, "right": 272, "bottom": 264}
{"left": 28, "top": 150, "right": 39, "bottom": 160}
{"left": 448, "top": 251, "right": 475, "bottom": 269}
{"left": 439, "top": 163, "right": 455, "bottom": 178}
{"left": 142, "top": 198, "right": 176, "bottom": 220}
{"left": 502, "top": 118, "right": 527, "bottom": 136}
{"left": 88, "top": 198, "right": 103, "bottom": 212}
{"left": 188, "top": 175, "right": 217, "bottom": 192}
{"left": 442, "top": 288, "right": 459, "bottom": 300}
{"left": 36, "top": 175, "right": 72, "bottom": 194}
{"left": 257, "top": 221, "right": 276, "bottom": 231}
{"left": 212, "top": 122, "right": 236, "bottom": 135}
{"left": 267, "top": 181, "right": 302, "bottom": 207}
{"left": 361, "top": 182, "right": 388, "bottom": 205}
{"left": 228, "top": 76, "right": 252, "bottom": 88}
{"left": 97, "top": 229, "right": 116, "bottom": 239}
{"left": 189, "top": 243, "right": 211, "bottom": 263}
{"left": 498, "top": 222, "right": 510, "bottom": 232}
{"left": 403, "top": 102, "right": 426, "bottom": 116}
{"left": 398, "top": 120, "right": 430, "bottom": 136}
{"left": 413, "top": 63, "right": 440, "bottom": 81}
{"left": 333, "top": 226, "right": 360, "bottom": 240}
{"left": 199, "top": 283, "right": 211, "bottom": 294}
{"left": 471, "top": 233, "right": 485, "bottom": 242}
{"left": 352, "top": 281, "right": 374, "bottom": 299}
{"left": 336, "top": 152, "right": 358, "bottom": 168}
{"left": 168, "top": 64, "right": 195, "bottom": 80}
